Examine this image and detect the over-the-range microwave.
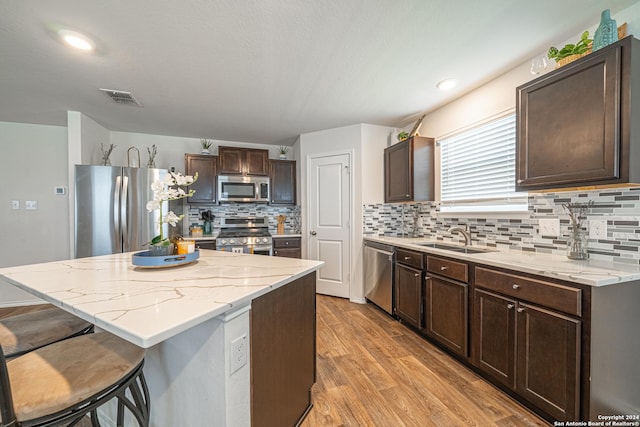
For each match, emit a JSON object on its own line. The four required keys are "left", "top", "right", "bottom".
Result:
{"left": 218, "top": 175, "right": 270, "bottom": 203}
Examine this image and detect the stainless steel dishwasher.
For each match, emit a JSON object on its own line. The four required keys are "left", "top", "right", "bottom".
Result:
{"left": 363, "top": 241, "right": 395, "bottom": 315}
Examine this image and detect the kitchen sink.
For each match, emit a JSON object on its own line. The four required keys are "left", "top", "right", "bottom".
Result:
{"left": 414, "top": 242, "right": 496, "bottom": 254}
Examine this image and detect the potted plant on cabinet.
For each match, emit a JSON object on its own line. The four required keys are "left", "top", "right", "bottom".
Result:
{"left": 200, "top": 139, "right": 213, "bottom": 154}
{"left": 278, "top": 145, "right": 289, "bottom": 160}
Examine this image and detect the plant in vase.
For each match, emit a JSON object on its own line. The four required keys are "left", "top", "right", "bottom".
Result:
{"left": 200, "top": 139, "right": 213, "bottom": 154}
{"left": 562, "top": 201, "right": 594, "bottom": 260}
{"left": 146, "top": 171, "right": 198, "bottom": 255}
{"left": 278, "top": 145, "right": 289, "bottom": 159}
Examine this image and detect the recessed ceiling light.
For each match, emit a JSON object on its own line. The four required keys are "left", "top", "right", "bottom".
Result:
{"left": 58, "top": 29, "right": 94, "bottom": 51}
{"left": 436, "top": 78, "right": 458, "bottom": 91}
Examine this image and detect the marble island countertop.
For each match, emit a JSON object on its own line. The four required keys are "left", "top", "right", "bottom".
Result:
{"left": 365, "top": 236, "right": 640, "bottom": 287}
{"left": 0, "top": 250, "right": 323, "bottom": 348}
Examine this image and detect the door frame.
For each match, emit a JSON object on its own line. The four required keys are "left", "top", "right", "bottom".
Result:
{"left": 305, "top": 149, "right": 354, "bottom": 300}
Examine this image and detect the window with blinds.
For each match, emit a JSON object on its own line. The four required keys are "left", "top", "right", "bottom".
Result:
{"left": 439, "top": 113, "right": 527, "bottom": 213}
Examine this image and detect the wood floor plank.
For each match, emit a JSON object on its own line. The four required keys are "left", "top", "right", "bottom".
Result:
{"left": 301, "top": 295, "right": 548, "bottom": 427}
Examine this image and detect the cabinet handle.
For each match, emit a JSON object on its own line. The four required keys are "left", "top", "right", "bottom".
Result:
{"left": 405, "top": 194, "right": 410, "bottom": 197}
{"left": 414, "top": 273, "right": 420, "bottom": 278}
{"left": 517, "top": 179, "right": 523, "bottom": 184}
{"left": 440, "top": 266, "right": 448, "bottom": 271}
{"left": 285, "top": 242, "right": 289, "bottom": 245}
{"left": 517, "top": 307, "right": 525, "bottom": 313}
{"left": 507, "top": 304, "right": 515, "bottom": 309}
{"left": 404, "top": 256, "right": 411, "bottom": 261}
{"left": 512, "top": 283, "right": 520, "bottom": 289}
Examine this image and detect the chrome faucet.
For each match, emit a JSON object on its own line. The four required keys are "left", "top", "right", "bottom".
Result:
{"left": 449, "top": 225, "right": 472, "bottom": 246}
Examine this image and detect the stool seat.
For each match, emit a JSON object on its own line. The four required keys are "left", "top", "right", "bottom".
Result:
{"left": 4, "top": 333, "right": 147, "bottom": 425}
{"left": 0, "top": 307, "right": 92, "bottom": 359}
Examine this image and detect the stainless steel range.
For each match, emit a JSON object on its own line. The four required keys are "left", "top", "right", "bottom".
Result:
{"left": 216, "top": 217, "right": 273, "bottom": 255}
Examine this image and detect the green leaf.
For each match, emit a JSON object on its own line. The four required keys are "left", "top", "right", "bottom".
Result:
{"left": 150, "top": 235, "right": 163, "bottom": 244}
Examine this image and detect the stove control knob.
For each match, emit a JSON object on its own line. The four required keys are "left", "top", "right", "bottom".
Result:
{"left": 220, "top": 239, "right": 227, "bottom": 245}
{"left": 241, "top": 238, "right": 247, "bottom": 244}
{"left": 229, "top": 239, "right": 236, "bottom": 244}
{"left": 263, "top": 238, "right": 269, "bottom": 243}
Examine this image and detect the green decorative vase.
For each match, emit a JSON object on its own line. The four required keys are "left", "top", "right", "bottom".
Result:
{"left": 593, "top": 9, "right": 618, "bottom": 51}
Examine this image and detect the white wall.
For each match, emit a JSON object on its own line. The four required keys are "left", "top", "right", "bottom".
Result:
{"left": 0, "top": 121, "right": 69, "bottom": 305}
{"left": 299, "top": 123, "right": 394, "bottom": 303}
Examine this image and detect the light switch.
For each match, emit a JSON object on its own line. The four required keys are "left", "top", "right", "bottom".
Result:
{"left": 539, "top": 218, "right": 560, "bottom": 237}
{"left": 11, "top": 200, "right": 19, "bottom": 210}
{"left": 25, "top": 200, "right": 37, "bottom": 210}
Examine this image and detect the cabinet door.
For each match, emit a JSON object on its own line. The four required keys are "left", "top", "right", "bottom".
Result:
{"left": 516, "top": 303, "right": 580, "bottom": 421}
{"left": 425, "top": 276, "right": 468, "bottom": 357}
{"left": 516, "top": 44, "right": 622, "bottom": 190}
{"left": 472, "top": 289, "right": 516, "bottom": 389}
{"left": 273, "top": 247, "right": 301, "bottom": 258}
{"left": 384, "top": 139, "right": 412, "bottom": 202}
{"left": 218, "top": 147, "right": 244, "bottom": 174}
{"left": 245, "top": 149, "right": 269, "bottom": 175}
{"left": 395, "top": 263, "right": 422, "bottom": 329}
{"left": 185, "top": 154, "right": 217, "bottom": 204}
{"left": 270, "top": 160, "right": 296, "bottom": 205}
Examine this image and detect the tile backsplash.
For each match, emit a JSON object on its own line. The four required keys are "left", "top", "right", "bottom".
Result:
{"left": 363, "top": 187, "right": 640, "bottom": 264}
{"left": 185, "top": 204, "right": 300, "bottom": 235}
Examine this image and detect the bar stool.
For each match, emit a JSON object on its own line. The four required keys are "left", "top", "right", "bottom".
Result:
{"left": 0, "top": 306, "right": 93, "bottom": 359}
{"left": 0, "top": 332, "right": 150, "bottom": 426}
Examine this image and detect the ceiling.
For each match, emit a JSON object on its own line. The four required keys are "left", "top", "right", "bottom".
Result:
{"left": 1, "top": 0, "right": 637, "bottom": 145}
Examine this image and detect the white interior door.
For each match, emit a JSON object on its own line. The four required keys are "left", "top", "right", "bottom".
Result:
{"left": 308, "top": 153, "right": 351, "bottom": 298}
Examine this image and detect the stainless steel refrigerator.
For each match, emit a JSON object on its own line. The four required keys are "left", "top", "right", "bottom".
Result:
{"left": 75, "top": 165, "right": 168, "bottom": 258}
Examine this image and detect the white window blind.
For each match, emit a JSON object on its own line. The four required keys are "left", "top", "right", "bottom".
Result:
{"left": 439, "top": 113, "right": 527, "bottom": 213}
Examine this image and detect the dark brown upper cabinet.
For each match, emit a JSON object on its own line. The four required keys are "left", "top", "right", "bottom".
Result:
{"left": 184, "top": 154, "right": 217, "bottom": 204}
{"left": 516, "top": 36, "right": 640, "bottom": 191}
{"left": 384, "top": 136, "right": 435, "bottom": 202}
{"left": 269, "top": 160, "right": 296, "bottom": 205}
{"left": 218, "top": 146, "right": 269, "bottom": 176}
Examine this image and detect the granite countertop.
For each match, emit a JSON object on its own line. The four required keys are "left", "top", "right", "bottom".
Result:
{"left": 364, "top": 236, "right": 640, "bottom": 287}
{"left": 0, "top": 251, "right": 322, "bottom": 348}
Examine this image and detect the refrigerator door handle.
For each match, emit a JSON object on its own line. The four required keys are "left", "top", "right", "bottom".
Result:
{"left": 114, "top": 175, "right": 122, "bottom": 252}
{"left": 121, "top": 176, "right": 129, "bottom": 251}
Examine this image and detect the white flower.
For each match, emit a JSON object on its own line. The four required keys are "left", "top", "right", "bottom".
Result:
{"left": 163, "top": 211, "right": 183, "bottom": 227}
{"left": 146, "top": 171, "right": 198, "bottom": 242}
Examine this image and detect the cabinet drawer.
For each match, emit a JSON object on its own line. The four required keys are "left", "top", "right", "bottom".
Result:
{"left": 396, "top": 249, "right": 424, "bottom": 269}
{"left": 475, "top": 267, "right": 582, "bottom": 316}
{"left": 427, "top": 256, "right": 468, "bottom": 283}
{"left": 273, "top": 238, "right": 301, "bottom": 249}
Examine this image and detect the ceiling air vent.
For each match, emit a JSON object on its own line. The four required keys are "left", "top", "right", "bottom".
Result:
{"left": 99, "top": 88, "right": 143, "bottom": 107}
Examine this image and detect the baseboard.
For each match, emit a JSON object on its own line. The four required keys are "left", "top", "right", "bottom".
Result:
{"left": 349, "top": 297, "right": 366, "bottom": 304}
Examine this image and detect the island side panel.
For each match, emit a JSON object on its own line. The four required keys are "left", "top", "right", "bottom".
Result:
{"left": 250, "top": 272, "right": 317, "bottom": 427}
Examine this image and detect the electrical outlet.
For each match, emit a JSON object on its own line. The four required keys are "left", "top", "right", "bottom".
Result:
{"left": 230, "top": 334, "right": 247, "bottom": 374}
{"left": 589, "top": 219, "right": 608, "bottom": 239}
{"left": 25, "top": 200, "right": 37, "bottom": 210}
{"left": 11, "top": 200, "right": 20, "bottom": 210}
{"left": 539, "top": 218, "right": 560, "bottom": 236}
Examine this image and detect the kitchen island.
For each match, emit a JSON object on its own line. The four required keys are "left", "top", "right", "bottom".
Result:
{"left": 0, "top": 250, "right": 323, "bottom": 427}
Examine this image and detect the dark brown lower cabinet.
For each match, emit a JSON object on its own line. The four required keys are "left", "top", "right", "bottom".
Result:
{"left": 473, "top": 289, "right": 581, "bottom": 421}
{"left": 516, "top": 303, "right": 581, "bottom": 422}
{"left": 273, "top": 237, "right": 301, "bottom": 258}
{"left": 395, "top": 263, "right": 423, "bottom": 329}
{"left": 250, "top": 272, "right": 316, "bottom": 427}
{"left": 424, "top": 275, "right": 468, "bottom": 357}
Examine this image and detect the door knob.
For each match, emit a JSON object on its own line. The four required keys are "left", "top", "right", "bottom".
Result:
{"left": 310, "top": 230, "right": 317, "bottom": 236}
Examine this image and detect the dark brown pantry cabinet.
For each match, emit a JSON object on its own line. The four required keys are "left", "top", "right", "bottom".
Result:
{"left": 516, "top": 36, "right": 640, "bottom": 191}
{"left": 269, "top": 160, "right": 296, "bottom": 205}
{"left": 218, "top": 146, "right": 269, "bottom": 176}
{"left": 394, "top": 248, "right": 424, "bottom": 329}
{"left": 472, "top": 267, "right": 582, "bottom": 421}
{"left": 384, "top": 136, "right": 435, "bottom": 202}
{"left": 184, "top": 154, "right": 217, "bottom": 204}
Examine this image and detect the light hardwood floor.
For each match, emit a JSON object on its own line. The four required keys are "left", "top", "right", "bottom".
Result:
{"left": 301, "top": 295, "right": 549, "bottom": 427}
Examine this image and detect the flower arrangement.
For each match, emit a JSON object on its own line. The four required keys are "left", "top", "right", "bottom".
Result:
{"left": 146, "top": 171, "right": 198, "bottom": 253}
{"left": 147, "top": 144, "right": 157, "bottom": 168}
{"left": 562, "top": 200, "right": 594, "bottom": 260}
{"left": 100, "top": 143, "right": 116, "bottom": 166}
